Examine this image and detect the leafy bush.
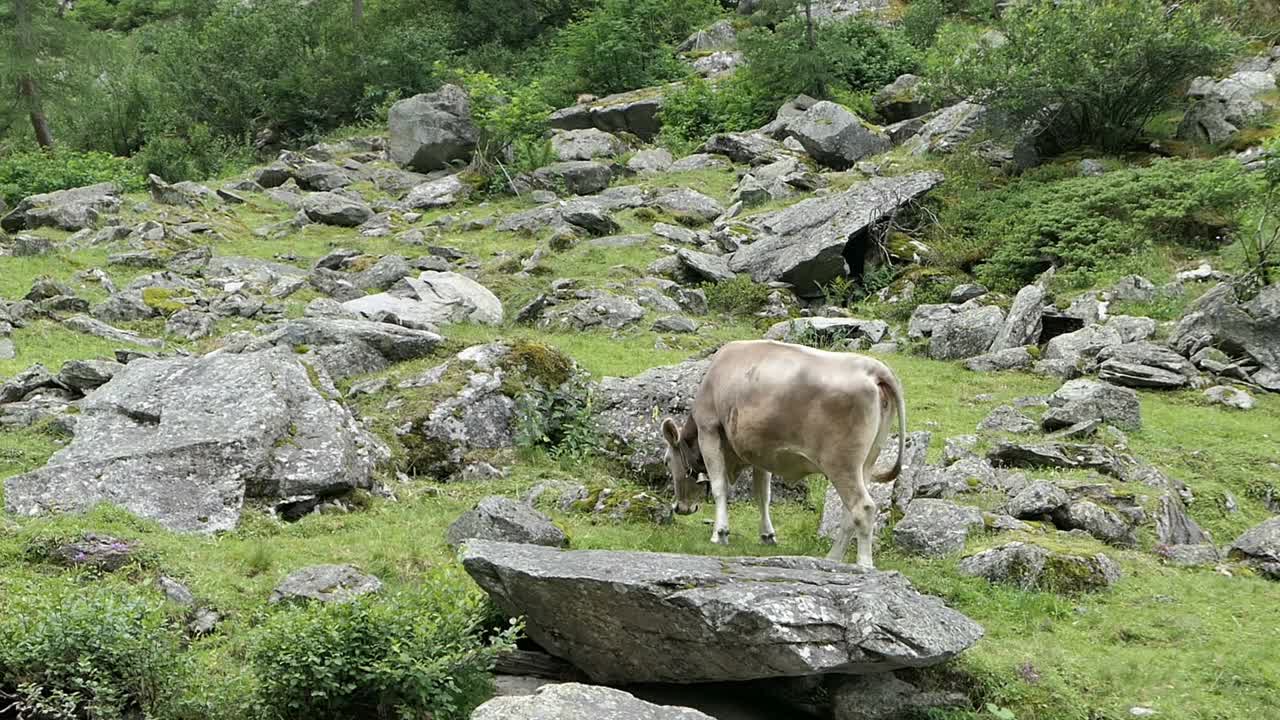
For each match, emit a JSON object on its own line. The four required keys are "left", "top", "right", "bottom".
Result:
{"left": 931, "top": 158, "right": 1256, "bottom": 290}
{"left": 901, "top": 0, "right": 948, "bottom": 49}
{"left": 0, "top": 584, "right": 181, "bottom": 720}
{"left": 133, "top": 122, "right": 253, "bottom": 183}
{"left": 657, "top": 76, "right": 771, "bottom": 154}
{"left": 0, "top": 150, "right": 143, "bottom": 206}
{"left": 514, "top": 373, "right": 600, "bottom": 462}
{"left": 929, "top": 0, "right": 1239, "bottom": 151}
{"left": 449, "top": 68, "right": 555, "bottom": 193}
{"left": 738, "top": 16, "right": 918, "bottom": 110}
{"left": 251, "top": 577, "right": 519, "bottom": 720}
{"left": 542, "top": 0, "right": 719, "bottom": 99}
{"left": 450, "top": 0, "right": 597, "bottom": 48}
{"left": 704, "top": 275, "right": 772, "bottom": 315}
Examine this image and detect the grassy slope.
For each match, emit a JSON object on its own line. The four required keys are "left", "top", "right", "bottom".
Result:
{"left": 2, "top": 151, "right": 1279, "bottom": 720}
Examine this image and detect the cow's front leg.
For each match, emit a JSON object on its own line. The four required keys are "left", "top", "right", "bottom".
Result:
{"left": 699, "top": 432, "right": 733, "bottom": 545}
{"left": 752, "top": 466, "right": 776, "bottom": 545}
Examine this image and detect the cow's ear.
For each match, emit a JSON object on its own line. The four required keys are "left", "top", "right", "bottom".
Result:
{"left": 661, "top": 417, "right": 681, "bottom": 447}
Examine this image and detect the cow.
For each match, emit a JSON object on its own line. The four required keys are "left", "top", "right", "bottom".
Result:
{"left": 660, "top": 339, "right": 906, "bottom": 569}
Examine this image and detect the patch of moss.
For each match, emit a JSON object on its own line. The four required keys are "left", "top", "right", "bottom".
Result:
{"left": 344, "top": 255, "right": 378, "bottom": 273}
{"left": 399, "top": 429, "right": 456, "bottom": 478}
{"left": 141, "top": 287, "right": 192, "bottom": 316}
{"left": 1041, "top": 554, "right": 1109, "bottom": 594}
{"left": 505, "top": 340, "right": 574, "bottom": 388}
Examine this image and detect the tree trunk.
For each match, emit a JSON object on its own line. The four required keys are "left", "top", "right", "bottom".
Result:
{"left": 13, "top": 0, "right": 54, "bottom": 149}
{"left": 352, "top": 0, "right": 364, "bottom": 23}
{"left": 804, "top": 0, "right": 816, "bottom": 50}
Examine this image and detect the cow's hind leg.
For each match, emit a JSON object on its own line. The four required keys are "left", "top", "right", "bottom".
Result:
{"left": 699, "top": 429, "right": 735, "bottom": 545}
{"left": 752, "top": 466, "right": 776, "bottom": 545}
{"left": 827, "top": 470, "right": 877, "bottom": 568}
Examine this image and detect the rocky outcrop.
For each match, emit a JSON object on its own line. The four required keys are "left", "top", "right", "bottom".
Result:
{"left": 873, "top": 74, "right": 933, "bottom": 123}
{"left": 551, "top": 129, "right": 627, "bottom": 161}
{"left": 268, "top": 565, "right": 382, "bottom": 604}
{"left": 549, "top": 87, "right": 667, "bottom": 141}
{"left": 246, "top": 315, "right": 443, "bottom": 380}
{"left": 1172, "top": 283, "right": 1280, "bottom": 389}
{"left": 1096, "top": 342, "right": 1197, "bottom": 389}
{"left": 2, "top": 183, "right": 122, "bottom": 232}
{"left": 906, "top": 101, "right": 1038, "bottom": 173}
{"left": 1177, "top": 68, "right": 1278, "bottom": 145}
{"left": 729, "top": 172, "right": 943, "bottom": 297}
{"left": 1041, "top": 379, "right": 1142, "bottom": 431}
{"left": 4, "top": 348, "right": 382, "bottom": 533}
{"left": 474, "top": 683, "right": 712, "bottom": 720}
{"left": 593, "top": 359, "right": 709, "bottom": 482}
{"left": 959, "top": 543, "right": 1121, "bottom": 593}
{"left": 388, "top": 85, "right": 479, "bottom": 171}
{"left": 929, "top": 305, "right": 1004, "bottom": 360}
{"left": 893, "top": 499, "right": 984, "bottom": 557}
{"left": 462, "top": 540, "right": 983, "bottom": 683}
{"left": 343, "top": 272, "right": 503, "bottom": 329}
{"left": 1230, "top": 517, "right": 1280, "bottom": 579}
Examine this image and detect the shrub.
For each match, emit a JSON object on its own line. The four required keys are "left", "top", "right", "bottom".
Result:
{"left": 929, "top": 0, "right": 1239, "bottom": 151}
{"left": 133, "top": 122, "right": 253, "bottom": 183}
{"left": 514, "top": 369, "right": 600, "bottom": 462}
{"left": 0, "top": 584, "right": 181, "bottom": 720}
{"left": 738, "top": 16, "right": 918, "bottom": 110}
{"left": 450, "top": 0, "right": 596, "bottom": 48}
{"left": 251, "top": 577, "right": 519, "bottom": 720}
{"left": 542, "top": 0, "right": 720, "bottom": 99}
{"left": 704, "top": 275, "right": 772, "bottom": 315}
{"left": 657, "top": 76, "right": 770, "bottom": 154}
{"left": 930, "top": 158, "right": 1256, "bottom": 290}
{"left": 0, "top": 150, "right": 143, "bottom": 206}
{"left": 900, "top": 0, "right": 948, "bottom": 49}
{"left": 449, "top": 68, "right": 555, "bottom": 193}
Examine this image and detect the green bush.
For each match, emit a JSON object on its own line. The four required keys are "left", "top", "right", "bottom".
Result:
{"left": 449, "top": 68, "right": 555, "bottom": 193}
{"left": 250, "top": 577, "right": 519, "bottom": 720}
{"left": 704, "top": 275, "right": 773, "bottom": 315}
{"left": 450, "top": 0, "right": 596, "bottom": 48}
{"left": 0, "top": 150, "right": 143, "bottom": 206}
{"left": 930, "top": 158, "right": 1256, "bottom": 290}
{"left": 542, "top": 0, "right": 720, "bottom": 99}
{"left": 901, "top": 0, "right": 948, "bottom": 49}
{"left": 929, "top": 0, "right": 1239, "bottom": 151}
{"left": 738, "top": 16, "right": 918, "bottom": 111}
{"left": 656, "top": 76, "right": 771, "bottom": 154}
{"left": 133, "top": 122, "right": 253, "bottom": 183}
{"left": 0, "top": 584, "right": 182, "bottom": 720}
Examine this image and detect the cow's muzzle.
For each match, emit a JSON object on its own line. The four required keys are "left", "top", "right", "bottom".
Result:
{"left": 672, "top": 502, "right": 700, "bottom": 516}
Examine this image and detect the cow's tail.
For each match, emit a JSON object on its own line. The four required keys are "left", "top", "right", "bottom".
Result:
{"left": 871, "top": 369, "right": 906, "bottom": 483}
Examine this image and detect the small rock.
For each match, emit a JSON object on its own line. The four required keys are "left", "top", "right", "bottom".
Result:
{"left": 893, "top": 499, "right": 984, "bottom": 557}
{"left": 978, "top": 405, "right": 1038, "bottom": 434}
{"left": 268, "top": 565, "right": 382, "bottom": 604}
{"left": 446, "top": 496, "right": 568, "bottom": 548}
{"left": 1203, "top": 385, "right": 1255, "bottom": 410}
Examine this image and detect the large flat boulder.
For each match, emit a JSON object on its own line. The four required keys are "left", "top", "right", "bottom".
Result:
{"left": 785, "top": 101, "right": 890, "bottom": 169}
{"left": 4, "top": 348, "right": 381, "bottom": 533}
{"left": 2, "top": 182, "right": 122, "bottom": 232}
{"left": 388, "top": 85, "right": 478, "bottom": 171}
{"left": 549, "top": 87, "right": 667, "bottom": 141}
{"left": 246, "top": 315, "right": 443, "bottom": 380}
{"left": 729, "top": 172, "right": 943, "bottom": 297}
{"left": 462, "top": 540, "right": 983, "bottom": 684}
{"left": 343, "top": 271, "right": 503, "bottom": 329}
{"left": 593, "top": 359, "right": 709, "bottom": 482}
{"left": 1172, "top": 283, "right": 1280, "bottom": 376}
{"left": 474, "top": 683, "right": 712, "bottom": 720}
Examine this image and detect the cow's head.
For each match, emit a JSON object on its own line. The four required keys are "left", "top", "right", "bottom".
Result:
{"left": 661, "top": 417, "right": 706, "bottom": 515}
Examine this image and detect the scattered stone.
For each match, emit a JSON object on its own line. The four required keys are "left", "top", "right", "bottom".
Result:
{"left": 1107, "top": 315, "right": 1157, "bottom": 344}
{"left": 526, "top": 161, "right": 613, "bottom": 196}
{"left": 1229, "top": 517, "right": 1280, "bottom": 576}
{"left": 764, "top": 317, "right": 888, "bottom": 345}
{"left": 1053, "top": 500, "right": 1136, "bottom": 547}
{"left": 651, "top": 188, "right": 725, "bottom": 225}
{"left": 344, "top": 271, "right": 503, "bottom": 328}
{"left": 929, "top": 305, "right": 1004, "bottom": 361}
{"left": 303, "top": 192, "right": 373, "bottom": 227}
{"left": 551, "top": 128, "right": 627, "bottom": 161}
{"left": 652, "top": 316, "right": 698, "bottom": 334}
{"left": 1203, "top": 385, "right": 1256, "bottom": 410}
{"left": 63, "top": 314, "right": 164, "bottom": 349}
{"left": 873, "top": 74, "right": 933, "bottom": 123}
{"left": 949, "top": 283, "right": 988, "bottom": 304}
{"left": 269, "top": 564, "right": 383, "bottom": 604}
{"left": 2, "top": 183, "right": 122, "bottom": 232}
{"left": 1042, "top": 379, "right": 1142, "bottom": 432}
{"left": 462, "top": 540, "right": 984, "bottom": 683}
{"left": 56, "top": 359, "right": 123, "bottom": 392}
{"left": 447, "top": 496, "right": 568, "bottom": 548}
{"left": 548, "top": 87, "right": 665, "bottom": 141}
{"left": 48, "top": 533, "right": 136, "bottom": 572}
{"left": 1096, "top": 342, "right": 1197, "bottom": 389}
{"left": 474, "top": 683, "right": 713, "bottom": 720}
{"left": 894, "top": 499, "right": 985, "bottom": 557}
{"left": 1043, "top": 324, "right": 1122, "bottom": 367}
{"left": 785, "top": 101, "right": 890, "bottom": 169}
{"left": 401, "top": 175, "right": 468, "bottom": 209}
{"left": 978, "top": 405, "right": 1038, "bottom": 434}
{"left": 593, "top": 359, "right": 710, "bottom": 482}
{"left": 1007, "top": 481, "right": 1069, "bottom": 519}
{"left": 990, "top": 283, "right": 1045, "bottom": 352}
{"left": 965, "top": 347, "right": 1033, "bottom": 373}
{"left": 540, "top": 293, "right": 644, "bottom": 331}
{"left": 628, "top": 148, "right": 674, "bottom": 174}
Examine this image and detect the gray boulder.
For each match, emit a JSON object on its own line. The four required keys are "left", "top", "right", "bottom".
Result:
{"left": 628, "top": 148, "right": 674, "bottom": 174}
{"left": 893, "top": 499, "right": 984, "bottom": 557}
{"left": 1043, "top": 325, "right": 1122, "bottom": 367}
{"left": 551, "top": 129, "right": 626, "bottom": 161}
{"left": 1107, "top": 315, "right": 1157, "bottom": 344}
{"left": 678, "top": 19, "right": 738, "bottom": 52}
{"left": 1204, "top": 385, "right": 1255, "bottom": 410}
{"left": 2, "top": 183, "right": 122, "bottom": 233}
{"left": 56, "top": 359, "right": 123, "bottom": 392}
{"left": 1096, "top": 342, "right": 1197, "bottom": 389}
{"left": 1229, "top": 517, "right": 1280, "bottom": 576}
{"left": 651, "top": 188, "right": 725, "bottom": 225}
{"left": 990, "top": 283, "right": 1045, "bottom": 351}
{"left": 246, "top": 316, "right": 443, "bottom": 380}
{"left": 540, "top": 293, "right": 643, "bottom": 331}
{"left": 1172, "top": 283, "right": 1280, "bottom": 376}
{"left": 1053, "top": 500, "right": 1136, "bottom": 547}
{"left": 1006, "top": 481, "right": 1069, "bottom": 519}
{"left": 906, "top": 101, "right": 1038, "bottom": 172}
{"left": 1155, "top": 494, "right": 1211, "bottom": 547}
{"left": 475, "top": 683, "right": 712, "bottom": 720}
{"left": 463, "top": 540, "right": 983, "bottom": 683}
{"left": 785, "top": 101, "right": 890, "bottom": 169}
{"left": 765, "top": 317, "right": 888, "bottom": 345}
{"left": 0, "top": 364, "right": 57, "bottom": 404}
{"left": 401, "top": 175, "right": 469, "bottom": 209}
{"left": 729, "top": 172, "right": 943, "bottom": 297}
{"left": 4, "top": 349, "right": 381, "bottom": 532}
{"left": 303, "top": 192, "right": 373, "bottom": 227}
{"left": 526, "top": 161, "right": 613, "bottom": 196}
{"left": 960, "top": 542, "right": 1121, "bottom": 593}
{"left": 388, "top": 85, "right": 478, "bottom": 171}
{"left": 676, "top": 249, "right": 734, "bottom": 283}
{"left": 447, "top": 496, "right": 568, "bottom": 548}
{"left": 1042, "top": 379, "right": 1142, "bottom": 431}
{"left": 269, "top": 565, "right": 382, "bottom": 604}
{"left": 872, "top": 74, "right": 932, "bottom": 123}
{"left": 978, "top": 405, "right": 1037, "bottom": 434}
{"left": 929, "top": 305, "right": 1004, "bottom": 360}
{"left": 343, "top": 271, "right": 503, "bottom": 329}
{"left": 1177, "top": 70, "right": 1277, "bottom": 145}
{"left": 670, "top": 153, "right": 732, "bottom": 172}
{"left": 561, "top": 199, "right": 620, "bottom": 236}
{"left": 293, "top": 162, "right": 353, "bottom": 192}
{"left": 593, "top": 360, "right": 710, "bottom": 482}
{"left": 702, "top": 132, "right": 787, "bottom": 165}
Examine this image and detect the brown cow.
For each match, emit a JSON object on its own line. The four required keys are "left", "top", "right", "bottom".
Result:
{"left": 661, "top": 340, "right": 905, "bottom": 568}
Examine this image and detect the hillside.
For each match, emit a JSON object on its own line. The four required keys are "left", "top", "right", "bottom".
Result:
{"left": 2, "top": 1, "right": 1280, "bottom": 720}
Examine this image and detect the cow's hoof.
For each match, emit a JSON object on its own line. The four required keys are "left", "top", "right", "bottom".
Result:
{"left": 760, "top": 533, "right": 777, "bottom": 545}
{"left": 712, "top": 529, "right": 730, "bottom": 545}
